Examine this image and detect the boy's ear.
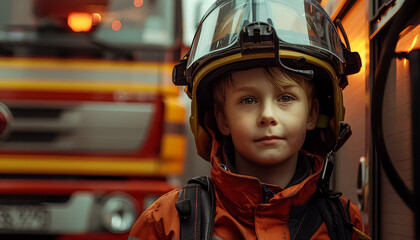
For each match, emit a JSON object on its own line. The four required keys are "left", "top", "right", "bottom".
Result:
{"left": 306, "top": 99, "right": 319, "bottom": 130}
{"left": 214, "top": 104, "right": 231, "bottom": 135}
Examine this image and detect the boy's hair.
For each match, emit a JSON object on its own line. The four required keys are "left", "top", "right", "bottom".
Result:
{"left": 212, "top": 67, "right": 316, "bottom": 114}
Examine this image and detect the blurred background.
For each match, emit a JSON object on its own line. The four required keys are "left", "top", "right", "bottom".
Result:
{"left": 0, "top": 0, "right": 419, "bottom": 239}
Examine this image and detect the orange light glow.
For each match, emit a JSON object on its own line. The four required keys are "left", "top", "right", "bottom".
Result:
{"left": 68, "top": 12, "right": 92, "bottom": 32}
{"left": 410, "top": 35, "right": 418, "bottom": 51}
{"left": 112, "top": 20, "right": 122, "bottom": 31}
{"left": 319, "top": 0, "right": 328, "bottom": 7}
{"left": 396, "top": 25, "right": 420, "bottom": 67}
{"left": 134, "top": 0, "right": 144, "bottom": 7}
{"left": 92, "top": 13, "right": 102, "bottom": 25}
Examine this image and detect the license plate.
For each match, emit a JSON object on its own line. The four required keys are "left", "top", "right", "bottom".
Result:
{"left": 0, "top": 206, "right": 50, "bottom": 231}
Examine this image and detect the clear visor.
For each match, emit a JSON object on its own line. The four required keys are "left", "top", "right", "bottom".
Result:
{"left": 188, "top": 0, "right": 344, "bottom": 68}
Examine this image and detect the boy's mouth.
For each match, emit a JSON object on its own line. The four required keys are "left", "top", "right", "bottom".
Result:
{"left": 254, "top": 136, "right": 283, "bottom": 142}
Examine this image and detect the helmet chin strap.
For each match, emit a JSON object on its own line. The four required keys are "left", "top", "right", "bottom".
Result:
{"left": 318, "top": 121, "right": 352, "bottom": 197}
{"left": 318, "top": 151, "right": 341, "bottom": 197}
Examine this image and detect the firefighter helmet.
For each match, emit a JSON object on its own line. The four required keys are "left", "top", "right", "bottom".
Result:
{"left": 173, "top": 0, "right": 361, "bottom": 160}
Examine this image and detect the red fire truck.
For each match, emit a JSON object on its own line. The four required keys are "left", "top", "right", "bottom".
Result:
{"left": 0, "top": 0, "right": 186, "bottom": 239}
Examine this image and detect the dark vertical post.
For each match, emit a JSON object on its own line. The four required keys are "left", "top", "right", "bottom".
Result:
{"left": 409, "top": 49, "right": 420, "bottom": 239}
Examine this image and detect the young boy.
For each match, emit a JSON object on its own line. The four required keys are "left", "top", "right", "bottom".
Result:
{"left": 212, "top": 67, "right": 318, "bottom": 189}
{"left": 129, "top": 0, "right": 367, "bottom": 239}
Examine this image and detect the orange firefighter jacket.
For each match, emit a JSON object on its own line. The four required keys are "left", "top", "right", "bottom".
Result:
{"left": 129, "top": 139, "right": 363, "bottom": 240}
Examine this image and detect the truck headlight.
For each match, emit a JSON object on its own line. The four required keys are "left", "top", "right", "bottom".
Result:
{"left": 100, "top": 193, "right": 137, "bottom": 233}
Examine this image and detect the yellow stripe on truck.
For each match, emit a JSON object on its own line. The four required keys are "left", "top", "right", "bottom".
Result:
{"left": 160, "top": 134, "right": 187, "bottom": 175}
{"left": 160, "top": 96, "right": 187, "bottom": 175}
{"left": 0, "top": 57, "right": 174, "bottom": 72}
{"left": 0, "top": 155, "right": 165, "bottom": 176}
{"left": 0, "top": 78, "right": 159, "bottom": 93}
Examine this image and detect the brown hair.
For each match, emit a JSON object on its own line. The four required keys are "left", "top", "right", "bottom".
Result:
{"left": 213, "top": 67, "right": 316, "bottom": 112}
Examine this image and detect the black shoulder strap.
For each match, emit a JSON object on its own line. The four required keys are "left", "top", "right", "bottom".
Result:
{"left": 175, "top": 176, "right": 357, "bottom": 240}
{"left": 292, "top": 190, "right": 354, "bottom": 240}
{"left": 315, "top": 192, "right": 354, "bottom": 240}
{"left": 175, "top": 176, "right": 215, "bottom": 240}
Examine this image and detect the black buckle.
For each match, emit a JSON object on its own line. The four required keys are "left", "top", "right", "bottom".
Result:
{"left": 335, "top": 122, "right": 352, "bottom": 152}
{"left": 172, "top": 58, "right": 188, "bottom": 86}
{"left": 343, "top": 49, "right": 362, "bottom": 75}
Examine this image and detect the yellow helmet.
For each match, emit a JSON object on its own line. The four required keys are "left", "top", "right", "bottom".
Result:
{"left": 173, "top": 0, "right": 361, "bottom": 161}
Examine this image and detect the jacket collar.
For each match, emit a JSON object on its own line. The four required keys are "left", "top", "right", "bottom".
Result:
{"left": 209, "top": 134, "right": 325, "bottom": 222}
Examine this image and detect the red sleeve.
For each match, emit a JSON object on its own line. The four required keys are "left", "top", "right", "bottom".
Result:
{"left": 129, "top": 189, "right": 181, "bottom": 240}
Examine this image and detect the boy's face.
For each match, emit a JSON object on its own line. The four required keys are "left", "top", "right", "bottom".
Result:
{"left": 215, "top": 67, "right": 318, "bottom": 166}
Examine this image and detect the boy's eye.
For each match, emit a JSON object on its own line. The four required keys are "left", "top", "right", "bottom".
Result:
{"left": 240, "top": 97, "right": 256, "bottom": 104}
{"left": 279, "top": 95, "right": 294, "bottom": 102}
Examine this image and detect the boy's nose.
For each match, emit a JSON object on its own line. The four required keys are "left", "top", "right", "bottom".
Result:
{"left": 258, "top": 103, "right": 278, "bottom": 126}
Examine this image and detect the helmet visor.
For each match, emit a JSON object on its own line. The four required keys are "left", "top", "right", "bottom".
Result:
{"left": 188, "top": 0, "right": 344, "bottom": 68}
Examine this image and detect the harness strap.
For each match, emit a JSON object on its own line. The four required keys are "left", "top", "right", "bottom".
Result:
{"left": 175, "top": 176, "right": 215, "bottom": 240}
{"left": 292, "top": 190, "right": 354, "bottom": 240}
{"left": 315, "top": 192, "right": 355, "bottom": 240}
{"left": 290, "top": 193, "right": 323, "bottom": 240}
{"left": 176, "top": 176, "right": 369, "bottom": 240}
